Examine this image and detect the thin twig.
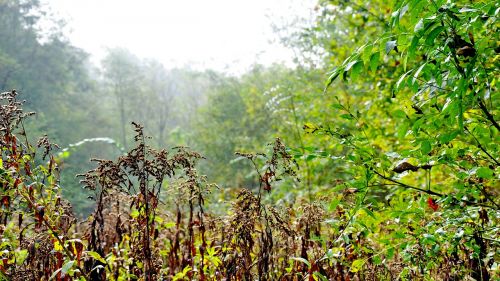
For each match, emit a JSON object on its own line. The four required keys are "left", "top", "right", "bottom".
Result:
{"left": 372, "top": 169, "right": 495, "bottom": 209}
{"left": 465, "top": 126, "right": 499, "bottom": 166}
{"left": 477, "top": 98, "right": 500, "bottom": 132}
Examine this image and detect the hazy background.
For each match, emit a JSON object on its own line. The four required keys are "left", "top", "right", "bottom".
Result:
{"left": 1, "top": 0, "right": 329, "bottom": 216}
{"left": 47, "top": 0, "right": 316, "bottom": 72}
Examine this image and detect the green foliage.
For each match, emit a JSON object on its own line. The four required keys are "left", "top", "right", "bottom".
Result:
{"left": 0, "top": 91, "right": 84, "bottom": 280}
{"left": 320, "top": 0, "right": 499, "bottom": 279}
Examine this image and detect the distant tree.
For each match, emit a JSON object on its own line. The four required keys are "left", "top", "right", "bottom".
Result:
{"left": 101, "top": 48, "right": 143, "bottom": 149}
{"left": 141, "top": 60, "right": 176, "bottom": 147}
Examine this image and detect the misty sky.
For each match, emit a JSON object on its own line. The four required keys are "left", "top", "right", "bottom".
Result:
{"left": 46, "top": 0, "right": 316, "bottom": 73}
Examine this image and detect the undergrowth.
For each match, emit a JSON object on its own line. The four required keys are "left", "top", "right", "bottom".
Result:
{"left": 0, "top": 89, "right": 498, "bottom": 281}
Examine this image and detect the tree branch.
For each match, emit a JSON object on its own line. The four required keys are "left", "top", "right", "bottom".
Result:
{"left": 465, "top": 126, "right": 499, "bottom": 166}
{"left": 372, "top": 169, "right": 495, "bottom": 209}
{"left": 477, "top": 98, "right": 500, "bottom": 132}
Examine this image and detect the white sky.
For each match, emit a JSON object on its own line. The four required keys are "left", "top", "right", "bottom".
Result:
{"left": 45, "top": 0, "right": 316, "bottom": 73}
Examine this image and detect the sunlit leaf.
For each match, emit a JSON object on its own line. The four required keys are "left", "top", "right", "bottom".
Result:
{"left": 350, "top": 259, "right": 365, "bottom": 272}
{"left": 385, "top": 40, "right": 397, "bottom": 54}
{"left": 290, "top": 257, "right": 311, "bottom": 268}
{"left": 86, "top": 251, "right": 107, "bottom": 264}
{"left": 425, "top": 26, "right": 444, "bottom": 45}
{"left": 476, "top": 167, "right": 493, "bottom": 179}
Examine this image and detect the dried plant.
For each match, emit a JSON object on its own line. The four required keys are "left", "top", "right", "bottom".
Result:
{"left": 2, "top": 90, "right": 497, "bottom": 281}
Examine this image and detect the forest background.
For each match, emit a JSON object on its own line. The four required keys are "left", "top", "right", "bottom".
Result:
{"left": 0, "top": 0, "right": 349, "bottom": 216}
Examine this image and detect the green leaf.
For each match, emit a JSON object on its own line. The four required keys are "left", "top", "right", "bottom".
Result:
{"left": 396, "top": 70, "right": 411, "bottom": 90}
{"left": 412, "top": 117, "right": 426, "bottom": 133}
{"left": 457, "top": 79, "right": 466, "bottom": 132}
{"left": 306, "top": 154, "right": 317, "bottom": 161}
{"left": 331, "top": 103, "right": 344, "bottom": 110}
{"left": 414, "top": 19, "right": 424, "bottom": 33}
{"left": 325, "top": 68, "right": 341, "bottom": 90}
{"left": 385, "top": 40, "right": 397, "bottom": 54}
{"left": 340, "top": 114, "right": 354, "bottom": 120}
{"left": 441, "top": 98, "right": 457, "bottom": 115}
{"left": 399, "top": 4, "right": 409, "bottom": 19}
{"left": 420, "top": 140, "right": 432, "bottom": 154}
{"left": 164, "top": 221, "right": 176, "bottom": 229}
{"left": 362, "top": 44, "right": 373, "bottom": 64}
{"left": 61, "top": 260, "right": 75, "bottom": 275}
{"left": 392, "top": 109, "right": 406, "bottom": 118}
{"left": 476, "top": 167, "right": 493, "bottom": 179}
{"left": 408, "top": 36, "right": 420, "bottom": 60}
{"left": 130, "top": 209, "right": 140, "bottom": 218}
{"left": 350, "top": 61, "right": 364, "bottom": 81}
{"left": 386, "top": 247, "right": 395, "bottom": 259}
{"left": 314, "top": 272, "right": 329, "bottom": 281}
{"left": 425, "top": 26, "right": 444, "bottom": 46}
{"left": 363, "top": 207, "right": 376, "bottom": 219}
{"left": 445, "top": 10, "right": 460, "bottom": 21}
{"left": 304, "top": 123, "right": 318, "bottom": 133}
{"left": 290, "top": 257, "right": 311, "bottom": 268}
{"left": 422, "top": 20, "right": 438, "bottom": 34}
{"left": 86, "top": 251, "right": 107, "bottom": 264}
{"left": 412, "top": 63, "right": 427, "bottom": 84}
{"left": 439, "top": 130, "right": 459, "bottom": 144}
{"left": 397, "top": 122, "right": 410, "bottom": 139}
{"left": 351, "top": 259, "right": 365, "bottom": 272}
{"left": 370, "top": 52, "right": 380, "bottom": 72}
{"left": 345, "top": 60, "right": 358, "bottom": 71}
{"left": 15, "top": 249, "right": 28, "bottom": 265}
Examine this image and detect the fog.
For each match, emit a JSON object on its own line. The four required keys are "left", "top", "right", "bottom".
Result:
{"left": 47, "top": 0, "right": 316, "bottom": 73}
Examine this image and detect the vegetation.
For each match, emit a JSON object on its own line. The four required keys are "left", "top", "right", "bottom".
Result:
{"left": 0, "top": 0, "right": 498, "bottom": 280}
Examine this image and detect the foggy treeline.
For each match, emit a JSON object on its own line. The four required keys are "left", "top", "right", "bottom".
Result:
{"left": 1, "top": 0, "right": 323, "bottom": 215}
